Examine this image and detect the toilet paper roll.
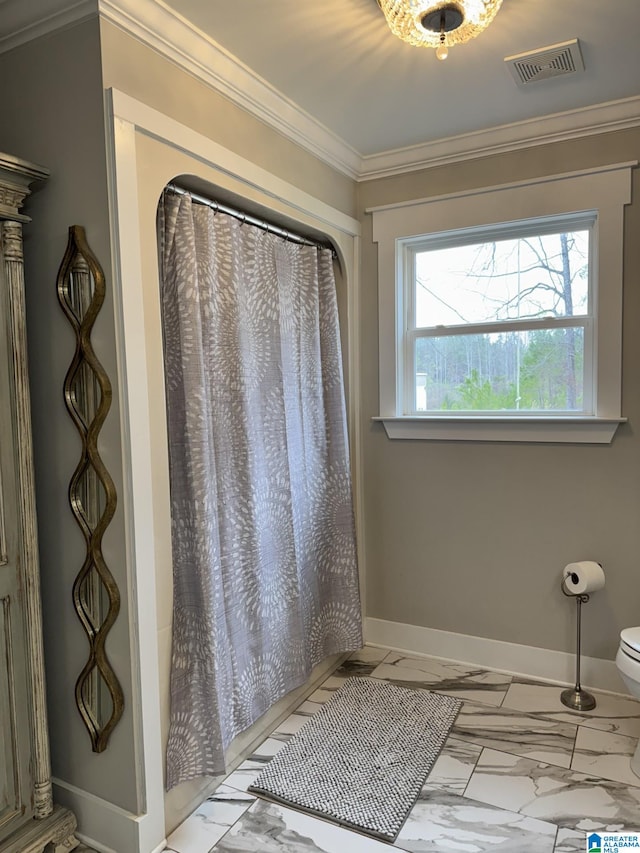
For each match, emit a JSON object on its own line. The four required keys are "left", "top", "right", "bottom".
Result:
{"left": 562, "top": 561, "right": 605, "bottom": 595}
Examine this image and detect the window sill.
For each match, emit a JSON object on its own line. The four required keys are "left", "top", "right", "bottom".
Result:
{"left": 372, "top": 416, "right": 626, "bottom": 444}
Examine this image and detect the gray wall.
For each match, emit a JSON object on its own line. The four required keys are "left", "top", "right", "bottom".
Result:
{"left": 0, "top": 20, "right": 140, "bottom": 811}
{"left": 358, "top": 129, "right": 640, "bottom": 661}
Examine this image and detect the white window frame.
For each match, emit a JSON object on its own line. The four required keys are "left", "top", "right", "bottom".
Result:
{"left": 369, "top": 162, "right": 635, "bottom": 443}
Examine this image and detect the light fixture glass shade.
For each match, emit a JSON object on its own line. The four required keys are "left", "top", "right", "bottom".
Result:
{"left": 378, "top": 0, "right": 502, "bottom": 49}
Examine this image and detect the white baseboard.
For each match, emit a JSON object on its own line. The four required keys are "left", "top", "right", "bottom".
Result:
{"left": 365, "top": 617, "right": 629, "bottom": 696}
{"left": 75, "top": 834, "right": 167, "bottom": 853}
{"left": 53, "top": 778, "right": 165, "bottom": 853}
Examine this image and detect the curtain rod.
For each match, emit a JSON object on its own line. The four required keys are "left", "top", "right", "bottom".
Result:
{"left": 166, "top": 184, "right": 334, "bottom": 255}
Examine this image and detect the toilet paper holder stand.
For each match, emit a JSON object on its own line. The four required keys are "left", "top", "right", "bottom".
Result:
{"left": 560, "top": 578, "right": 596, "bottom": 711}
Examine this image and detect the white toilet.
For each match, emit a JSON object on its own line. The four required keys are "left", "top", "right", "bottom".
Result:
{"left": 615, "top": 627, "right": 640, "bottom": 778}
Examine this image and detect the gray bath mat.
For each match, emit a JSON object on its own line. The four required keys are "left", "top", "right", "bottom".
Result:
{"left": 247, "top": 676, "right": 462, "bottom": 841}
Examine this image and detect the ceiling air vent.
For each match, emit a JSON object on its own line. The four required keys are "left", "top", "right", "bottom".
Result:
{"left": 505, "top": 39, "right": 584, "bottom": 86}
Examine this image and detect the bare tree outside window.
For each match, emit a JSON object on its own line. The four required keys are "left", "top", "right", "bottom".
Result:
{"left": 411, "top": 229, "right": 589, "bottom": 413}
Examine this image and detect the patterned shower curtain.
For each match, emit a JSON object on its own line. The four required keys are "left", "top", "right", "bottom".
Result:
{"left": 159, "top": 191, "right": 362, "bottom": 788}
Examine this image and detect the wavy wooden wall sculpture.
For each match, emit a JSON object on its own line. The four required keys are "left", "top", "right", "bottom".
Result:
{"left": 57, "top": 225, "right": 123, "bottom": 752}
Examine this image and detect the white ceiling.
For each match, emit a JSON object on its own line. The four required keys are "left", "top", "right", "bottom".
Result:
{"left": 0, "top": 0, "right": 638, "bottom": 168}
{"left": 160, "top": 0, "right": 640, "bottom": 157}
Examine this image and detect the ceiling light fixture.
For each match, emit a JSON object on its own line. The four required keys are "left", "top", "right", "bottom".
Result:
{"left": 377, "top": 0, "right": 503, "bottom": 60}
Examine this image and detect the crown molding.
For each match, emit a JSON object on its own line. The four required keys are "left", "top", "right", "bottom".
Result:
{"left": 98, "top": 0, "right": 362, "bottom": 180}
{"left": 357, "top": 95, "right": 640, "bottom": 180}
{"left": 0, "top": 0, "right": 95, "bottom": 54}
{"left": 1, "top": 0, "right": 639, "bottom": 183}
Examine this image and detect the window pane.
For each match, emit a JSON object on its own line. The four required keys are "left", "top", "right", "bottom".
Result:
{"left": 415, "top": 231, "right": 589, "bottom": 328}
{"left": 414, "top": 328, "right": 584, "bottom": 412}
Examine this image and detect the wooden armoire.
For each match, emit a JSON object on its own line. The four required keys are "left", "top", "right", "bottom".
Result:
{"left": 0, "top": 154, "right": 79, "bottom": 852}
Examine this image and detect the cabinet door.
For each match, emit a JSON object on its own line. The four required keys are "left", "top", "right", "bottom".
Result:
{"left": 0, "top": 262, "right": 33, "bottom": 842}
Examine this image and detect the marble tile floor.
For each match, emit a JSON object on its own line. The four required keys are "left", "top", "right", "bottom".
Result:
{"left": 165, "top": 647, "right": 640, "bottom": 853}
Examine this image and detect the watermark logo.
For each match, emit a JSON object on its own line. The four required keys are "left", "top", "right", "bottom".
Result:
{"left": 586, "top": 832, "right": 640, "bottom": 851}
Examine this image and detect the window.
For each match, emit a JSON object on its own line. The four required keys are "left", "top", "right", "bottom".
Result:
{"left": 403, "top": 217, "right": 593, "bottom": 416}
{"left": 369, "top": 162, "right": 634, "bottom": 443}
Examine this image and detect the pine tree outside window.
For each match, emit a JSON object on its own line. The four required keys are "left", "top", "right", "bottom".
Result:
{"left": 404, "top": 219, "right": 592, "bottom": 415}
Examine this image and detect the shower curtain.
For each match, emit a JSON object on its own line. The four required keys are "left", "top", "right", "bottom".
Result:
{"left": 159, "top": 191, "right": 362, "bottom": 788}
